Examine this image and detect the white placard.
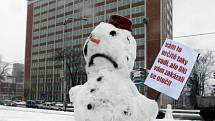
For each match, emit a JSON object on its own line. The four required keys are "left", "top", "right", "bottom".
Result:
{"left": 144, "top": 39, "right": 198, "bottom": 99}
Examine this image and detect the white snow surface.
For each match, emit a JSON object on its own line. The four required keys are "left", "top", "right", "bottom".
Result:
{"left": 69, "top": 85, "right": 83, "bottom": 103}
{"left": 0, "top": 105, "right": 75, "bottom": 121}
{"left": 69, "top": 22, "right": 158, "bottom": 121}
{"left": 73, "top": 69, "right": 158, "bottom": 121}
{"left": 0, "top": 105, "right": 194, "bottom": 121}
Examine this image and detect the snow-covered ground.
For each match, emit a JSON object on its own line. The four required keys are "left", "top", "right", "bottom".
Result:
{"left": 0, "top": 105, "right": 75, "bottom": 121}
{"left": 0, "top": 105, "right": 201, "bottom": 121}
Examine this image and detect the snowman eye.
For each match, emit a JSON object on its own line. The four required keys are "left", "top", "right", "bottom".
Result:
{"left": 89, "top": 34, "right": 92, "bottom": 38}
{"left": 109, "top": 30, "right": 116, "bottom": 36}
{"left": 127, "top": 36, "right": 130, "bottom": 43}
{"left": 83, "top": 41, "right": 89, "bottom": 56}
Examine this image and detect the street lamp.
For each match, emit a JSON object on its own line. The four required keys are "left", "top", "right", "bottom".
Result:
{"left": 143, "top": 16, "right": 148, "bottom": 69}
{"left": 62, "top": 17, "right": 88, "bottom": 111}
{"left": 63, "top": 17, "right": 88, "bottom": 26}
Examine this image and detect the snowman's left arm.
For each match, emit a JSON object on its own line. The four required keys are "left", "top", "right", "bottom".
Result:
{"left": 69, "top": 85, "right": 83, "bottom": 104}
{"left": 128, "top": 81, "right": 140, "bottom": 96}
{"left": 135, "top": 95, "right": 159, "bottom": 120}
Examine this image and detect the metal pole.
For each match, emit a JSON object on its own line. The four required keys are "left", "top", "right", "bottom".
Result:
{"left": 62, "top": 17, "right": 88, "bottom": 111}
{"left": 143, "top": 0, "right": 148, "bottom": 69}
{"left": 143, "top": 16, "right": 148, "bottom": 94}
{"left": 63, "top": 49, "right": 67, "bottom": 111}
{"left": 63, "top": 21, "right": 67, "bottom": 111}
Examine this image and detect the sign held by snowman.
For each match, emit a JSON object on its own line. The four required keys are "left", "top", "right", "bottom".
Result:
{"left": 144, "top": 39, "right": 198, "bottom": 99}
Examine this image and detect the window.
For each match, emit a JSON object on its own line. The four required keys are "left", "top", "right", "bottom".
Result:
{"left": 118, "top": 0, "right": 130, "bottom": 6}
{"left": 136, "top": 39, "right": 144, "bottom": 45}
{"left": 137, "top": 27, "right": 144, "bottom": 35}
{"left": 57, "top": 0, "right": 64, "bottom": 7}
{"left": 55, "top": 42, "right": 63, "bottom": 48}
{"left": 48, "top": 10, "right": 55, "bottom": 18}
{"left": 106, "top": 2, "right": 117, "bottom": 10}
{"left": 132, "top": 6, "right": 144, "bottom": 14}
{"left": 34, "top": 6, "right": 41, "bottom": 15}
{"left": 137, "top": 49, "right": 144, "bottom": 57}
{"left": 95, "top": 0, "right": 101, "bottom": 4}
{"left": 132, "top": 0, "right": 144, "bottom": 3}
{"left": 49, "top": 2, "right": 56, "bottom": 9}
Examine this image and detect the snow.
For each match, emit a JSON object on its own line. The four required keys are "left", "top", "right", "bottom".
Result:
{"left": 0, "top": 105, "right": 74, "bottom": 121}
{"left": 204, "top": 78, "right": 215, "bottom": 96}
{"left": 0, "top": 105, "right": 196, "bottom": 121}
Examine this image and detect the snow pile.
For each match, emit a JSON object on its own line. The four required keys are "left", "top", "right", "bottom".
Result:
{"left": 69, "top": 20, "right": 158, "bottom": 121}
{"left": 0, "top": 105, "right": 74, "bottom": 121}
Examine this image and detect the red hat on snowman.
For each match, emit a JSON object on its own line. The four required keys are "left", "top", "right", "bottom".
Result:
{"left": 108, "top": 14, "right": 132, "bottom": 32}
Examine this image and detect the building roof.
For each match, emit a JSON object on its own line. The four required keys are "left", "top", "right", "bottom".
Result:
{"left": 27, "top": 0, "right": 39, "bottom": 4}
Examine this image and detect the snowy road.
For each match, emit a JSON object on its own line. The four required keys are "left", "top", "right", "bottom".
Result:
{"left": 0, "top": 105, "right": 75, "bottom": 121}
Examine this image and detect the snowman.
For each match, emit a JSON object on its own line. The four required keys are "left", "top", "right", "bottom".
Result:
{"left": 69, "top": 15, "right": 158, "bottom": 121}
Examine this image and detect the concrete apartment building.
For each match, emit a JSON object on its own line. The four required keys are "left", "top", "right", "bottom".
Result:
{"left": 12, "top": 63, "right": 24, "bottom": 99}
{"left": 25, "top": 0, "right": 172, "bottom": 102}
{"left": 0, "top": 63, "right": 24, "bottom": 100}
{"left": 0, "top": 76, "right": 16, "bottom": 100}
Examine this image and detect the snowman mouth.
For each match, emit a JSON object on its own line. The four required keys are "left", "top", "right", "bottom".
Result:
{"left": 88, "top": 53, "right": 118, "bottom": 68}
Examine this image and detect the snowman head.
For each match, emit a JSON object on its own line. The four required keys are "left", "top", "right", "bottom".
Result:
{"left": 83, "top": 19, "right": 136, "bottom": 74}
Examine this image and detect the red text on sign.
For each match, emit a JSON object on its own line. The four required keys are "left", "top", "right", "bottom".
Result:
{"left": 156, "top": 76, "right": 172, "bottom": 86}
{"left": 164, "top": 70, "right": 185, "bottom": 83}
{"left": 158, "top": 58, "right": 169, "bottom": 67}
{"left": 154, "top": 66, "right": 165, "bottom": 74}
{"left": 161, "top": 50, "right": 177, "bottom": 60}
{"left": 177, "top": 56, "right": 188, "bottom": 65}
{"left": 178, "top": 66, "right": 188, "bottom": 74}
{"left": 150, "top": 73, "right": 157, "bottom": 79}
{"left": 169, "top": 62, "right": 179, "bottom": 70}
{"left": 176, "top": 46, "right": 182, "bottom": 52}
{"left": 165, "top": 42, "right": 176, "bottom": 51}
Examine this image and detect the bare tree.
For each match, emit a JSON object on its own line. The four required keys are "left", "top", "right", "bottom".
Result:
{"left": 55, "top": 48, "right": 87, "bottom": 88}
{"left": 0, "top": 60, "right": 10, "bottom": 81}
{"left": 188, "top": 50, "right": 215, "bottom": 108}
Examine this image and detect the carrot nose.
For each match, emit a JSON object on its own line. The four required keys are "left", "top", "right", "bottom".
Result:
{"left": 90, "top": 37, "right": 100, "bottom": 44}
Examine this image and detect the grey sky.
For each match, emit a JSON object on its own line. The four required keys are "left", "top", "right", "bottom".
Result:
{"left": 173, "top": 0, "right": 215, "bottom": 50}
{"left": 0, "top": 0, "right": 27, "bottom": 63}
{"left": 0, "top": 0, "right": 214, "bottom": 63}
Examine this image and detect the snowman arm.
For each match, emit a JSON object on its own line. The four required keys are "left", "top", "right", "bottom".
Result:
{"left": 129, "top": 81, "right": 139, "bottom": 96}
{"left": 69, "top": 85, "right": 83, "bottom": 103}
{"left": 135, "top": 95, "right": 159, "bottom": 120}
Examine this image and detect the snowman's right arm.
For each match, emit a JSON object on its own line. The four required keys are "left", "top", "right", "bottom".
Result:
{"left": 69, "top": 85, "right": 83, "bottom": 104}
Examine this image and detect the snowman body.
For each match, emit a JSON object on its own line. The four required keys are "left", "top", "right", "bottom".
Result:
{"left": 70, "top": 22, "right": 158, "bottom": 121}
{"left": 74, "top": 69, "right": 137, "bottom": 121}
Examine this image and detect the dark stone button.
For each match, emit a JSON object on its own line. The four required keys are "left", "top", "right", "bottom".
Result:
{"left": 97, "top": 76, "right": 103, "bottom": 82}
{"left": 124, "top": 111, "right": 128, "bottom": 115}
{"left": 87, "top": 104, "right": 92, "bottom": 110}
{"left": 90, "top": 89, "right": 95, "bottom": 93}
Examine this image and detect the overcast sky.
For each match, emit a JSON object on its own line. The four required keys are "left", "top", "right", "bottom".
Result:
{"left": 173, "top": 0, "right": 215, "bottom": 50}
{"left": 0, "top": 0, "right": 27, "bottom": 63}
{"left": 0, "top": 0, "right": 215, "bottom": 64}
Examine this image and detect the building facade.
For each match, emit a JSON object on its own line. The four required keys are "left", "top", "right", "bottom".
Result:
{"left": 0, "top": 63, "right": 24, "bottom": 100}
{"left": 25, "top": 0, "right": 172, "bottom": 101}
{"left": 12, "top": 63, "right": 24, "bottom": 99}
{"left": 0, "top": 76, "right": 16, "bottom": 100}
